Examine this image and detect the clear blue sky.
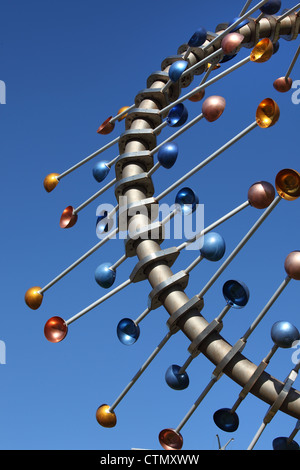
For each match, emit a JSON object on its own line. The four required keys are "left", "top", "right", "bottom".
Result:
{"left": 1, "top": 0, "right": 300, "bottom": 451}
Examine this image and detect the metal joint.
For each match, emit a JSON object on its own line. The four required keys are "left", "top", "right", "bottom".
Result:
{"left": 118, "top": 129, "right": 157, "bottom": 154}
{"left": 167, "top": 295, "right": 204, "bottom": 334}
{"left": 124, "top": 108, "right": 163, "bottom": 132}
{"left": 124, "top": 221, "right": 165, "bottom": 257}
{"left": 114, "top": 172, "right": 155, "bottom": 200}
{"left": 115, "top": 151, "right": 154, "bottom": 180}
{"left": 147, "top": 270, "right": 190, "bottom": 310}
{"left": 129, "top": 247, "right": 180, "bottom": 284}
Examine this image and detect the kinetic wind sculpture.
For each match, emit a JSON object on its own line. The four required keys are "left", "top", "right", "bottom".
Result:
{"left": 25, "top": 0, "right": 300, "bottom": 450}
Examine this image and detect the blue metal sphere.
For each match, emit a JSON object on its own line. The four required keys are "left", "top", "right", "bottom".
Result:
{"left": 272, "top": 437, "right": 300, "bottom": 450}
{"left": 273, "top": 42, "right": 280, "bottom": 54}
{"left": 95, "top": 262, "right": 116, "bottom": 288}
{"left": 228, "top": 17, "right": 249, "bottom": 32}
{"left": 157, "top": 142, "right": 178, "bottom": 169}
{"left": 200, "top": 232, "right": 226, "bottom": 262}
{"left": 188, "top": 27, "right": 207, "bottom": 47}
{"left": 96, "top": 211, "right": 109, "bottom": 234}
{"left": 165, "top": 365, "right": 190, "bottom": 390}
{"left": 167, "top": 103, "right": 188, "bottom": 128}
{"left": 260, "top": 1, "right": 281, "bottom": 15}
{"left": 175, "top": 187, "right": 199, "bottom": 215}
{"left": 223, "top": 280, "right": 250, "bottom": 309}
{"left": 93, "top": 161, "right": 110, "bottom": 183}
{"left": 169, "top": 61, "right": 188, "bottom": 83}
{"left": 213, "top": 408, "right": 239, "bottom": 433}
{"left": 271, "top": 321, "right": 300, "bottom": 348}
{"left": 220, "top": 53, "right": 237, "bottom": 63}
{"left": 117, "top": 318, "right": 140, "bottom": 345}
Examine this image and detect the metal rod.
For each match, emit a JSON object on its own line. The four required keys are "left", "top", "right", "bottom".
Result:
{"left": 279, "top": 3, "right": 300, "bottom": 22}
{"left": 135, "top": 307, "right": 151, "bottom": 325}
{"left": 240, "top": 0, "right": 253, "bottom": 16}
{"left": 247, "top": 422, "right": 266, "bottom": 450}
{"left": 178, "top": 200, "right": 250, "bottom": 251}
{"left": 73, "top": 178, "right": 116, "bottom": 214}
{"left": 150, "top": 114, "right": 205, "bottom": 157}
{"left": 175, "top": 376, "right": 218, "bottom": 433}
{"left": 110, "top": 104, "right": 135, "bottom": 124}
{"left": 157, "top": 122, "right": 258, "bottom": 202}
{"left": 162, "top": 56, "right": 251, "bottom": 116}
{"left": 185, "top": 255, "right": 204, "bottom": 275}
{"left": 181, "top": 48, "right": 223, "bottom": 78}
{"left": 287, "top": 420, "right": 300, "bottom": 443}
{"left": 183, "top": 46, "right": 192, "bottom": 61}
{"left": 242, "top": 276, "right": 291, "bottom": 341}
{"left": 107, "top": 155, "right": 120, "bottom": 168}
{"left": 57, "top": 136, "right": 120, "bottom": 180}
{"left": 203, "top": 0, "right": 270, "bottom": 51}
{"left": 147, "top": 162, "right": 161, "bottom": 177}
{"left": 39, "top": 227, "right": 119, "bottom": 294}
{"left": 216, "top": 304, "right": 232, "bottom": 322}
{"left": 255, "top": 12, "right": 264, "bottom": 22}
{"left": 109, "top": 331, "right": 173, "bottom": 412}
{"left": 178, "top": 355, "right": 194, "bottom": 375}
{"left": 110, "top": 254, "right": 127, "bottom": 271}
{"left": 286, "top": 43, "right": 300, "bottom": 79}
{"left": 65, "top": 278, "right": 132, "bottom": 326}
{"left": 198, "top": 196, "right": 281, "bottom": 299}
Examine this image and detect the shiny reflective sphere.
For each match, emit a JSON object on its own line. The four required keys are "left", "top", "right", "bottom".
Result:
{"left": 117, "top": 106, "right": 130, "bottom": 121}
{"left": 117, "top": 318, "right": 140, "bottom": 345}
{"left": 223, "top": 280, "right": 250, "bottom": 308}
{"left": 220, "top": 53, "right": 237, "bottom": 63}
{"left": 188, "top": 27, "right": 207, "bottom": 47}
{"left": 284, "top": 251, "right": 300, "bottom": 281}
{"left": 250, "top": 38, "right": 273, "bottom": 63}
{"left": 95, "top": 263, "right": 116, "bottom": 288}
{"left": 248, "top": 181, "right": 275, "bottom": 209}
{"left": 93, "top": 161, "right": 110, "bottom": 183}
{"left": 169, "top": 61, "right": 188, "bottom": 83}
{"left": 97, "top": 117, "right": 115, "bottom": 135}
{"left": 200, "top": 232, "right": 226, "bottom": 262}
{"left": 44, "top": 316, "right": 68, "bottom": 343}
{"left": 167, "top": 104, "right": 188, "bottom": 128}
{"left": 165, "top": 365, "right": 189, "bottom": 390}
{"left": 175, "top": 187, "right": 199, "bottom": 214}
{"left": 273, "top": 42, "right": 280, "bottom": 54}
{"left": 213, "top": 408, "right": 239, "bottom": 432}
{"left": 256, "top": 98, "right": 280, "bottom": 128}
{"left": 159, "top": 429, "right": 183, "bottom": 450}
{"left": 271, "top": 321, "right": 300, "bottom": 348}
{"left": 59, "top": 206, "right": 78, "bottom": 229}
{"left": 202, "top": 95, "right": 226, "bottom": 122}
{"left": 188, "top": 88, "right": 205, "bottom": 102}
{"left": 157, "top": 142, "right": 178, "bottom": 169}
{"left": 260, "top": 0, "right": 282, "bottom": 15}
{"left": 221, "top": 33, "right": 244, "bottom": 55}
{"left": 273, "top": 77, "right": 293, "bottom": 93}
{"left": 275, "top": 169, "right": 300, "bottom": 201}
{"left": 25, "top": 286, "right": 43, "bottom": 310}
{"left": 96, "top": 405, "right": 117, "bottom": 428}
{"left": 43, "top": 173, "right": 60, "bottom": 193}
{"left": 272, "top": 437, "right": 300, "bottom": 450}
{"left": 228, "top": 17, "right": 249, "bottom": 32}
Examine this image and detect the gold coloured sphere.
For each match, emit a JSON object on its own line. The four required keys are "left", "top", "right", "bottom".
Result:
{"left": 25, "top": 286, "right": 43, "bottom": 310}
{"left": 96, "top": 405, "right": 117, "bottom": 428}
{"left": 188, "top": 88, "right": 205, "bottom": 102}
{"left": 117, "top": 106, "right": 130, "bottom": 122}
{"left": 248, "top": 181, "right": 275, "bottom": 209}
{"left": 256, "top": 98, "right": 280, "bottom": 128}
{"left": 43, "top": 173, "right": 60, "bottom": 193}
{"left": 206, "top": 63, "right": 221, "bottom": 70}
{"left": 273, "top": 77, "right": 293, "bottom": 93}
{"left": 250, "top": 38, "right": 273, "bottom": 63}
{"left": 275, "top": 169, "right": 300, "bottom": 201}
{"left": 285, "top": 251, "right": 300, "bottom": 281}
{"left": 97, "top": 117, "right": 115, "bottom": 135}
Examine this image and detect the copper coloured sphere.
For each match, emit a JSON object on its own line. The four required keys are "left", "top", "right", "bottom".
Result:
{"left": 248, "top": 181, "right": 275, "bottom": 209}
{"left": 273, "top": 77, "right": 293, "bottom": 93}
{"left": 275, "top": 169, "right": 300, "bottom": 201}
{"left": 250, "top": 38, "right": 273, "bottom": 63}
{"left": 44, "top": 316, "right": 68, "bottom": 343}
{"left": 97, "top": 117, "right": 115, "bottom": 135}
{"left": 285, "top": 251, "right": 300, "bottom": 281}
{"left": 59, "top": 206, "right": 78, "bottom": 229}
{"left": 43, "top": 173, "right": 60, "bottom": 193}
{"left": 221, "top": 33, "right": 244, "bottom": 55}
{"left": 25, "top": 286, "right": 43, "bottom": 310}
{"left": 256, "top": 98, "right": 280, "bottom": 128}
{"left": 159, "top": 428, "right": 183, "bottom": 450}
{"left": 188, "top": 88, "right": 205, "bottom": 102}
{"left": 202, "top": 96, "right": 226, "bottom": 122}
{"left": 96, "top": 405, "right": 117, "bottom": 428}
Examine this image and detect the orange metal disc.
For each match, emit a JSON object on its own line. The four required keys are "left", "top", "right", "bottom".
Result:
{"left": 256, "top": 98, "right": 280, "bottom": 128}
{"left": 44, "top": 316, "right": 68, "bottom": 343}
{"left": 96, "top": 405, "right": 117, "bottom": 428}
{"left": 43, "top": 173, "right": 60, "bottom": 193}
{"left": 275, "top": 169, "right": 300, "bottom": 201}
{"left": 59, "top": 206, "right": 78, "bottom": 229}
{"left": 25, "top": 286, "right": 43, "bottom": 310}
{"left": 97, "top": 117, "right": 115, "bottom": 135}
{"left": 159, "top": 428, "right": 183, "bottom": 450}
{"left": 250, "top": 38, "right": 273, "bottom": 63}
